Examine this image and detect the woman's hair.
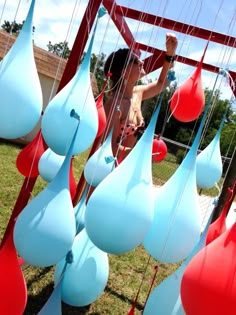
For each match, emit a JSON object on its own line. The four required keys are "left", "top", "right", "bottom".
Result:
{"left": 104, "top": 48, "right": 137, "bottom": 91}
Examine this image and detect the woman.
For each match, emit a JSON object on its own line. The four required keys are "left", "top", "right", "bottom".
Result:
{"left": 103, "top": 33, "right": 178, "bottom": 163}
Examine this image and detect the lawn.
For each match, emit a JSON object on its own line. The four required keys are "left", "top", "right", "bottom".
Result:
{"left": 0, "top": 140, "right": 180, "bottom": 314}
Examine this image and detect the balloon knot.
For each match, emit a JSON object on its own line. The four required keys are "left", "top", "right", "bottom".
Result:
{"left": 70, "top": 109, "right": 80, "bottom": 122}
{"left": 167, "top": 69, "right": 176, "bottom": 81}
{"left": 98, "top": 6, "right": 107, "bottom": 18}
{"left": 107, "top": 72, "right": 112, "bottom": 78}
{"left": 66, "top": 250, "right": 74, "bottom": 264}
{"left": 105, "top": 155, "right": 115, "bottom": 164}
{"left": 219, "top": 68, "right": 228, "bottom": 77}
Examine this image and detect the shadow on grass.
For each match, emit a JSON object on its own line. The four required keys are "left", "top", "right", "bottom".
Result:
{"left": 105, "top": 286, "right": 144, "bottom": 312}
{"left": 23, "top": 267, "right": 142, "bottom": 314}
{"left": 24, "top": 282, "right": 91, "bottom": 315}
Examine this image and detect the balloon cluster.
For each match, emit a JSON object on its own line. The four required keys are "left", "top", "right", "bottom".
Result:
{"left": 0, "top": 2, "right": 230, "bottom": 314}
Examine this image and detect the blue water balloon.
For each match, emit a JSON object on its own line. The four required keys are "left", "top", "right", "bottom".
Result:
{"left": 37, "top": 282, "right": 62, "bottom": 315}
{"left": 0, "top": 0, "right": 42, "bottom": 139}
{"left": 38, "top": 148, "right": 65, "bottom": 182}
{"left": 41, "top": 12, "right": 105, "bottom": 156}
{"left": 143, "top": 145, "right": 202, "bottom": 263}
{"left": 74, "top": 184, "right": 89, "bottom": 234}
{"left": 13, "top": 115, "right": 79, "bottom": 267}
{"left": 84, "top": 129, "right": 115, "bottom": 187}
{"left": 85, "top": 104, "right": 161, "bottom": 254}
{"left": 143, "top": 211, "right": 213, "bottom": 315}
{"left": 196, "top": 116, "right": 225, "bottom": 189}
{"left": 54, "top": 228, "right": 109, "bottom": 307}
{"left": 143, "top": 72, "right": 222, "bottom": 263}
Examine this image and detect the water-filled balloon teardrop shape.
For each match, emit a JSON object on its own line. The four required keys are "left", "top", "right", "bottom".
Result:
{"left": 84, "top": 129, "right": 115, "bottom": 187}
{"left": 181, "top": 222, "right": 236, "bottom": 315}
{"left": 41, "top": 24, "right": 98, "bottom": 156}
{"left": 143, "top": 69, "right": 219, "bottom": 263}
{"left": 13, "top": 119, "right": 78, "bottom": 267}
{"left": 85, "top": 106, "right": 161, "bottom": 254}
{"left": 196, "top": 119, "right": 224, "bottom": 189}
{"left": 143, "top": 144, "right": 201, "bottom": 263}
{"left": 0, "top": 234, "right": 27, "bottom": 315}
{"left": 54, "top": 229, "right": 109, "bottom": 307}
{"left": 0, "top": 0, "right": 42, "bottom": 139}
{"left": 16, "top": 132, "right": 47, "bottom": 177}
{"left": 143, "top": 211, "right": 212, "bottom": 315}
{"left": 170, "top": 62, "right": 204, "bottom": 122}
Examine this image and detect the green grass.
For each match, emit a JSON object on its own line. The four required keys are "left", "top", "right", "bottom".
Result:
{"left": 0, "top": 141, "right": 205, "bottom": 314}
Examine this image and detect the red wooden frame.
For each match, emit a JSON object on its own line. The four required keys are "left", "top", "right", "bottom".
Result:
{"left": 101, "top": 0, "right": 236, "bottom": 95}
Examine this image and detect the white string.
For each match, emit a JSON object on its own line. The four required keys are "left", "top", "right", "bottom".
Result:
{"left": 0, "top": 0, "right": 22, "bottom": 68}
{"left": 0, "top": 0, "right": 7, "bottom": 26}
{"left": 47, "top": 0, "right": 82, "bottom": 104}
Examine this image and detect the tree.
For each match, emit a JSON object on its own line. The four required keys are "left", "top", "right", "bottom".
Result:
{"left": 47, "top": 41, "right": 71, "bottom": 59}
{"left": 1, "top": 20, "right": 35, "bottom": 35}
{"left": 90, "top": 52, "right": 106, "bottom": 92}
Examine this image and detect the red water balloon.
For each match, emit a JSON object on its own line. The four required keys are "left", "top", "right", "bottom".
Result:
{"left": 170, "top": 64, "right": 205, "bottom": 122}
{"left": 181, "top": 222, "right": 236, "bottom": 315}
{"left": 16, "top": 131, "right": 47, "bottom": 177}
{"left": 206, "top": 185, "right": 235, "bottom": 245}
{"left": 69, "top": 158, "right": 76, "bottom": 200}
{"left": 206, "top": 208, "right": 226, "bottom": 245}
{"left": 96, "top": 91, "right": 107, "bottom": 138}
{"left": 0, "top": 233, "right": 27, "bottom": 315}
{"left": 152, "top": 135, "right": 167, "bottom": 162}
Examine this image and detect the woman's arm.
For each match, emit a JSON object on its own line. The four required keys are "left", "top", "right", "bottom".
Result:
{"left": 137, "top": 33, "right": 178, "bottom": 100}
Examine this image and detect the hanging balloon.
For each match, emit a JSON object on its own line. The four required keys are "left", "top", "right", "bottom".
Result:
{"left": 170, "top": 66, "right": 204, "bottom": 122}
{"left": 143, "top": 69, "right": 221, "bottom": 263}
{"left": 170, "top": 42, "right": 210, "bottom": 122}
{"left": 38, "top": 148, "right": 65, "bottom": 182}
{"left": 0, "top": 0, "right": 42, "bottom": 139}
{"left": 0, "top": 234, "right": 27, "bottom": 315}
{"left": 41, "top": 11, "right": 105, "bottom": 156}
{"left": 16, "top": 132, "right": 47, "bottom": 177}
{"left": 152, "top": 135, "right": 167, "bottom": 163}
{"left": 38, "top": 149, "right": 76, "bottom": 199}
{"left": 54, "top": 229, "right": 109, "bottom": 307}
{"left": 206, "top": 185, "right": 235, "bottom": 245}
{"left": 95, "top": 89, "right": 107, "bottom": 138}
{"left": 13, "top": 116, "right": 79, "bottom": 267}
{"left": 84, "top": 129, "right": 115, "bottom": 187}
{"left": 85, "top": 104, "right": 161, "bottom": 254}
{"left": 74, "top": 185, "right": 89, "bottom": 234}
{"left": 196, "top": 115, "right": 225, "bottom": 189}
{"left": 206, "top": 204, "right": 226, "bottom": 245}
{"left": 143, "top": 210, "right": 213, "bottom": 315}
{"left": 143, "top": 152, "right": 201, "bottom": 263}
{"left": 181, "top": 222, "right": 236, "bottom": 315}
{"left": 69, "top": 158, "right": 77, "bottom": 200}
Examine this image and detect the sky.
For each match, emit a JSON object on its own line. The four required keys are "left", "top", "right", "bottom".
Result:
{"left": 0, "top": 0, "right": 236, "bottom": 101}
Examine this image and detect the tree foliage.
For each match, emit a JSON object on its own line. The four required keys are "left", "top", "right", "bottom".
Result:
{"left": 1, "top": 20, "right": 35, "bottom": 35}
{"left": 47, "top": 41, "right": 71, "bottom": 59}
{"left": 142, "top": 84, "right": 235, "bottom": 157}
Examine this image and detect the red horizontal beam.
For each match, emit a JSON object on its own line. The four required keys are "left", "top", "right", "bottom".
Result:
{"left": 118, "top": 5, "right": 236, "bottom": 48}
